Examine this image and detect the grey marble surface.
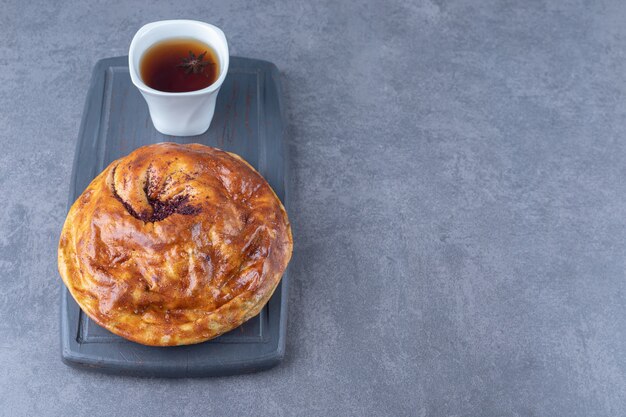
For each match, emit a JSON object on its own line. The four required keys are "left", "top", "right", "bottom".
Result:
{"left": 1, "top": 0, "right": 626, "bottom": 415}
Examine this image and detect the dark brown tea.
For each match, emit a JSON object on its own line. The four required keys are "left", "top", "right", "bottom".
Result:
{"left": 140, "top": 38, "right": 220, "bottom": 93}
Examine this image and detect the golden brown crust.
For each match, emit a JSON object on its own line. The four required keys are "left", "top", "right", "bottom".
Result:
{"left": 58, "top": 143, "right": 292, "bottom": 346}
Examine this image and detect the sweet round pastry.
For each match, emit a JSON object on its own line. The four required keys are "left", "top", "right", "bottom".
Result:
{"left": 58, "top": 142, "right": 292, "bottom": 346}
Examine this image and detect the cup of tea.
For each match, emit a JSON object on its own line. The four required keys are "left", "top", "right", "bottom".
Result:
{"left": 129, "top": 20, "right": 229, "bottom": 136}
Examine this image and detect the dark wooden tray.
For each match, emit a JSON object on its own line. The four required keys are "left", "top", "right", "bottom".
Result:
{"left": 61, "top": 56, "right": 289, "bottom": 377}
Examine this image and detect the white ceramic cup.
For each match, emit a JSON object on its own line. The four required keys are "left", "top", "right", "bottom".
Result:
{"left": 129, "top": 20, "right": 229, "bottom": 136}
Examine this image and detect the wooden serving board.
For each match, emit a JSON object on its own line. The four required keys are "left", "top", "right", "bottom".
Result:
{"left": 61, "top": 56, "right": 289, "bottom": 377}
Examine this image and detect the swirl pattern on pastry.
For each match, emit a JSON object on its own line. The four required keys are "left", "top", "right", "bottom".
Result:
{"left": 58, "top": 143, "right": 292, "bottom": 346}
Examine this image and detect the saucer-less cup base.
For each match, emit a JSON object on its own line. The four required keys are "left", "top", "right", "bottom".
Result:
{"left": 129, "top": 20, "right": 229, "bottom": 136}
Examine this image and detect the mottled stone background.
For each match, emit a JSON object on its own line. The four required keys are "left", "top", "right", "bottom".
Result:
{"left": 1, "top": 0, "right": 625, "bottom": 416}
